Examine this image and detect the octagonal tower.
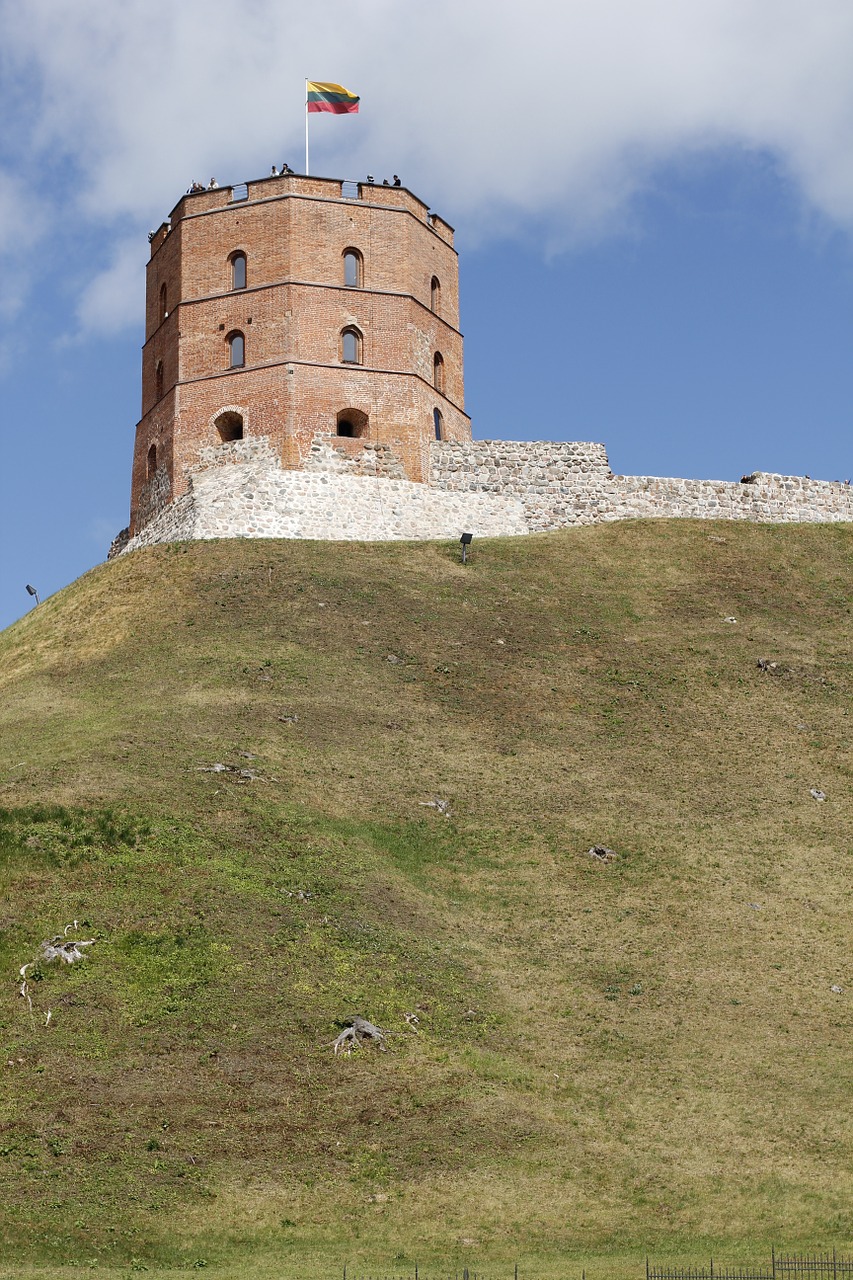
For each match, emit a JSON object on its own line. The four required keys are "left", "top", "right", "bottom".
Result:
{"left": 130, "top": 173, "right": 471, "bottom": 535}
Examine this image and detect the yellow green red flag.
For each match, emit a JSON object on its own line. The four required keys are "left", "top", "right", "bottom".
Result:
{"left": 306, "top": 82, "right": 360, "bottom": 114}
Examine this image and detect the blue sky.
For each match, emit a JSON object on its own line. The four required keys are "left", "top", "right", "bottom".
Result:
{"left": 1, "top": 0, "right": 852, "bottom": 631}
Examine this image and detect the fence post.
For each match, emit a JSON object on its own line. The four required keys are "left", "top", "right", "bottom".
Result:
{"left": 834, "top": 1249, "right": 838, "bottom": 1280}
{"left": 772, "top": 1247, "right": 776, "bottom": 1280}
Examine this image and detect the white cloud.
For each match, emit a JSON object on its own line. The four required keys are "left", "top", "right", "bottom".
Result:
{"left": 3, "top": 0, "right": 853, "bottom": 329}
{"left": 74, "top": 236, "right": 145, "bottom": 337}
{"left": 0, "top": 167, "right": 48, "bottom": 319}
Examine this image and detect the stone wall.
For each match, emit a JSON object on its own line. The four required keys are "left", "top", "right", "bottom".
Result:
{"left": 302, "top": 436, "right": 408, "bottom": 480}
{"left": 591, "top": 471, "right": 853, "bottom": 525}
{"left": 134, "top": 464, "right": 172, "bottom": 532}
{"left": 430, "top": 440, "right": 853, "bottom": 529}
{"left": 114, "top": 433, "right": 853, "bottom": 558}
{"left": 429, "top": 439, "right": 613, "bottom": 532}
{"left": 120, "top": 434, "right": 528, "bottom": 553}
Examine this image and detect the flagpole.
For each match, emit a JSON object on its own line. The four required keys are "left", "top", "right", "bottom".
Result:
{"left": 305, "top": 79, "right": 310, "bottom": 175}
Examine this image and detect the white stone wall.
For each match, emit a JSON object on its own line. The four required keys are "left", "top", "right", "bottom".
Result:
{"left": 430, "top": 442, "right": 853, "bottom": 529}
{"left": 594, "top": 472, "right": 853, "bottom": 525}
{"left": 122, "top": 454, "right": 529, "bottom": 553}
{"left": 117, "top": 433, "right": 853, "bottom": 557}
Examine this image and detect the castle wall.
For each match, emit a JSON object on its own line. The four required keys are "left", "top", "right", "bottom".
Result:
{"left": 114, "top": 431, "right": 852, "bottom": 562}
{"left": 430, "top": 440, "right": 853, "bottom": 527}
{"left": 121, "top": 434, "right": 528, "bottom": 552}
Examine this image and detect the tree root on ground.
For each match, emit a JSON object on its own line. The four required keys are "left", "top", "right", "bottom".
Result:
{"left": 331, "top": 1016, "right": 389, "bottom": 1055}
{"left": 17, "top": 921, "right": 95, "bottom": 1028}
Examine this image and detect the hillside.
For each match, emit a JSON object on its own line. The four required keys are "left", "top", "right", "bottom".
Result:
{"left": 0, "top": 521, "right": 851, "bottom": 1280}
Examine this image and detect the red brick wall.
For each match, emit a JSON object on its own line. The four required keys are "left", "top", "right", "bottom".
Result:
{"left": 131, "top": 175, "right": 469, "bottom": 531}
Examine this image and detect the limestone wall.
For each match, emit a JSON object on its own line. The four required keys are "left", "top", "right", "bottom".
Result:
{"left": 593, "top": 472, "right": 853, "bottom": 525}
{"left": 430, "top": 441, "right": 853, "bottom": 529}
{"left": 429, "top": 439, "right": 612, "bottom": 532}
{"left": 121, "top": 441, "right": 528, "bottom": 553}
{"left": 114, "top": 432, "right": 852, "bottom": 558}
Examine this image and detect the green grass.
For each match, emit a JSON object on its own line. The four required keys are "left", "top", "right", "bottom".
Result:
{"left": 0, "top": 521, "right": 851, "bottom": 1276}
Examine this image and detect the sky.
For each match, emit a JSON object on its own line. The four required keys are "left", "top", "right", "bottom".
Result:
{"left": 1, "top": 0, "right": 852, "bottom": 630}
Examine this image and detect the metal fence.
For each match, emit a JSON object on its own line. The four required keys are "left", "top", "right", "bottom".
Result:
{"left": 773, "top": 1254, "right": 853, "bottom": 1279}
{"left": 648, "top": 1252, "right": 853, "bottom": 1280}
{"left": 342, "top": 1268, "right": 512, "bottom": 1280}
{"left": 647, "top": 1264, "right": 773, "bottom": 1280}
{"left": 340, "top": 1254, "right": 853, "bottom": 1280}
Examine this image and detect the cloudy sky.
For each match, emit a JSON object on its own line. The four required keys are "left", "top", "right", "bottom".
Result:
{"left": 2, "top": 0, "right": 852, "bottom": 628}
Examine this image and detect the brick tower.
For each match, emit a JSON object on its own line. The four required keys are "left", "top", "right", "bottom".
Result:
{"left": 130, "top": 173, "right": 471, "bottom": 535}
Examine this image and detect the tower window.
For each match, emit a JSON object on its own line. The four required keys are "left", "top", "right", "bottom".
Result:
{"left": 215, "top": 410, "right": 244, "bottom": 442}
{"left": 336, "top": 408, "right": 368, "bottom": 438}
{"left": 433, "top": 408, "right": 444, "bottom": 441}
{"left": 155, "top": 360, "right": 164, "bottom": 401}
{"left": 433, "top": 351, "right": 444, "bottom": 393}
{"left": 430, "top": 276, "right": 441, "bottom": 314}
{"left": 343, "top": 248, "right": 363, "bottom": 288}
{"left": 159, "top": 282, "right": 168, "bottom": 321}
{"left": 230, "top": 252, "right": 247, "bottom": 290}
{"left": 228, "top": 331, "right": 245, "bottom": 368}
{"left": 341, "top": 326, "right": 362, "bottom": 364}
{"left": 147, "top": 443, "right": 157, "bottom": 479}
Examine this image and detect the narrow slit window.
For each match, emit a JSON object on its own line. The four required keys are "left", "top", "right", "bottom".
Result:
{"left": 433, "top": 408, "right": 444, "bottom": 441}
{"left": 147, "top": 443, "right": 157, "bottom": 479}
{"left": 159, "top": 282, "right": 168, "bottom": 320}
{"left": 155, "top": 360, "right": 164, "bottom": 401}
{"left": 231, "top": 252, "right": 247, "bottom": 290}
{"left": 228, "top": 332, "right": 245, "bottom": 368}
{"left": 433, "top": 352, "right": 444, "bottom": 393}
{"left": 430, "top": 276, "right": 441, "bottom": 314}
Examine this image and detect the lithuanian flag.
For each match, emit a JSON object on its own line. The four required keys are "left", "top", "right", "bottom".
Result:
{"left": 306, "top": 82, "right": 360, "bottom": 114}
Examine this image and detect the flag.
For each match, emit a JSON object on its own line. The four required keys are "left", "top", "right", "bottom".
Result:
{"left": 307, "top": 82, "right": 360, "bottom": 115}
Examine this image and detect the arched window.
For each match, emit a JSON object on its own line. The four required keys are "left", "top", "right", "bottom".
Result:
{"left": 336, "top": 408, "right": 368, "bottom": 438}
{"left": 343, "top": 248, "right": 363, "bottom": 288}
{"left": 433, "top": 408, "right": 444, "bottom": 441}
{"left": 230, "top": 252, "right": 247, "bottom": 290}
{"left": 228, "top": 331, "right": 245, "bottom": 368}
{"left": 433, "top": 352, "right": 444, "bottom": 393}
{"left": 155, "top": 360, "right": 164, "bottom": 401}
{"left": 215, "top": 411, "right": 244, "bottom": 442}
{"left": 430, "top": 276, "right": 441, "bottom": 314}
{"left": 147, "top": 443, "right": 157, "bottom": 479}
{"left": 341, "top": 326, "right": 362, "bottom": 364}
{"left": 159, "top": 282, "right": 168, "bottom": 321}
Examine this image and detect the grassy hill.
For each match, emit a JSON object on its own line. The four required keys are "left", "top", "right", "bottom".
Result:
{"left": 0, "top": 521, "right": 851, "bottom": 1280}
